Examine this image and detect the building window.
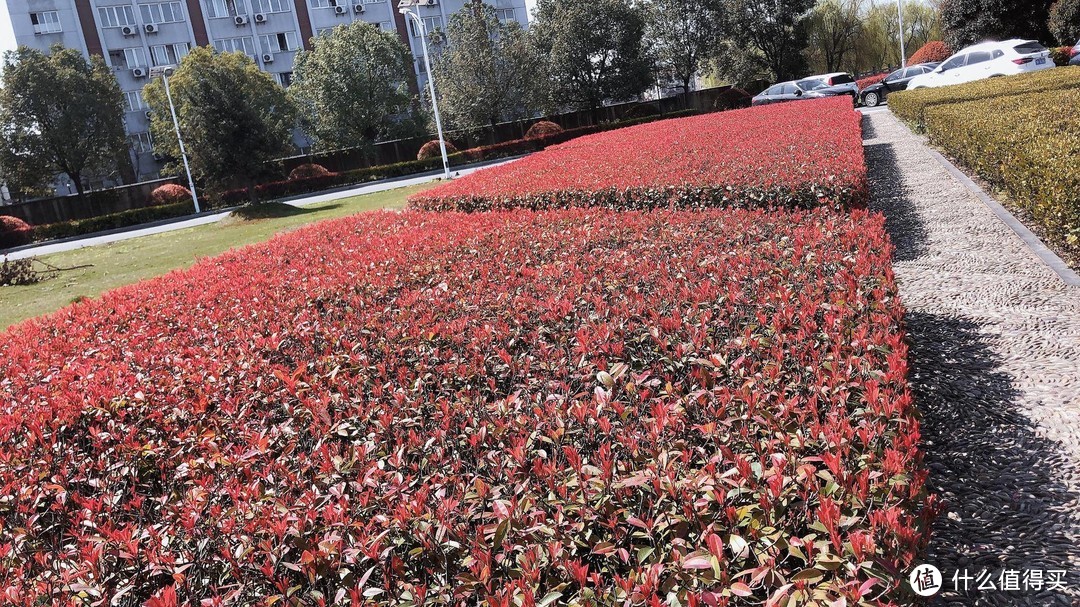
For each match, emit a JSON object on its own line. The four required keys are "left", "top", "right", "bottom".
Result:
{"left": 30, "top": 11, "right": 62, "bottom": 34}
{"left": 495, "top": 8, "right": 515, "bottom": 24}
{"left": 140, "top": 2, "right": 185, "bottom": 24}
{"left": 364, "top": 0, "right": 382, "bottom": 4}
{"left": 150, "top": 42, "right": 189, "bottom": 65}
{"left": 378, "top": 20, "right": 393, "bottom": 30}
{"left": 206, "top": 0, "right": 248, "bottom": 18}
{"left": 251, "top": 0, "right": 288, "bottom": 12}
{"left": 116, "top": 47, "right": 147, "bottom": 68}
{"left": 125, "top": 91, "right": 146, "bottom": 111}
{"left": 310, "top": 0, "right": 343, "bottom": 9}
{"left": 276, "top": 71, "right": 292, "bottom": 87}
{"left": 214, "top": 36, "right": 256, "bottom": 56}
{"left": 130, "top": 132, "right": 154, "bottom": 154}
{"left": 260, "top": 32, "right": 297, "bottom": 52}
{"left": 315, "top": 26, "right": 334, "bottom": 36}
{"left": 98, "top": 5, "right": 137, "bottom": 27}
{"left": 407, "top": 15, "right": 442, "bottom": 37}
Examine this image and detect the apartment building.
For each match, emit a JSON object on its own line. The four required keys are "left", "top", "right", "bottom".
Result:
{"left": 6, "top": 0, "right": 529, "bottom": 186}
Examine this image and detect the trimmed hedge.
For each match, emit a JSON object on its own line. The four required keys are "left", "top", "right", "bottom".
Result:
{"left": 149, "top": 183, "right": 192, "bottom": 206}
{"left": 923, "top": 86, "right": 1080, "bottom": 254}
{"left": 31, "top": 201, "right": 194, "bottom": 243}
{"left": 417, "top": 139, "right": 460, "bottom": 160}
{"left": 856, "top": 72, "right": 888, "bottom": 91}
{"left": 0, "top": 216, "right": 33, "bottom": 250}
{"left": 890, "top": 67, "right": 1080, "bottom": 127}
{"left": 524, "top": 120, "right": 564, "bottom": 138}
{"left": 288, "top": 163, "right": 331, "bottom": 180}
{"left": 907, "top": 41, "right": 952, "bottom": 65}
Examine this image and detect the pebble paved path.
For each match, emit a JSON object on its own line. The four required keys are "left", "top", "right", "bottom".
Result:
{"left": 863, "top": 111, "right": 1080, "bottom": 606}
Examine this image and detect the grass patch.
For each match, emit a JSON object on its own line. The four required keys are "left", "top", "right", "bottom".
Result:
{"left": 0, "top": 184, "right": 425, "bottom": 331}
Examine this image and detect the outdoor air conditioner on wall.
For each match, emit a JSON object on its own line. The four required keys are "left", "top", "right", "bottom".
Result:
{"left": 261, "top": 53, "right": 274, "bottom": 63}
{"left": 121, "top": 25, "right": 137, "bottom": 36}
{"left": 334, "top": 5, "right": 347, "bottom": 14}
{"left": 254, "top": 12, "right": 267, "bottom": 22}
{"left": 234, "top": 14, "right": 249, "bottom": 25}
{"left": 353, "top": 3, "right": 364, "bottom": 12}
{"left": 144, "top": 23, "right": 159, "bottom": 33}
{"left": 144, "top": 110, "right": 153, "bottom": 119}
{"left": 132, "top": 67, "right": 147, "bottom": 78}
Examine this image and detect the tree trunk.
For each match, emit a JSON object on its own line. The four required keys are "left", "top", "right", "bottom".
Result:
{"left": 70, "top": 171, "right": 86, "bottom": 200}
{"left": 247, "top": 176, "right": 259, "bottom": 205}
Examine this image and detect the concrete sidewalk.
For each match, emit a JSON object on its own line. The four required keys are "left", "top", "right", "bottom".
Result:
{"left": 3, "top": 159, "right": 514, "bottom": 261}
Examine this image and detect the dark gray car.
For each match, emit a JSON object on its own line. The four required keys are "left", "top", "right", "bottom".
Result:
{"left": 1070, "top": 38, "right": 1080, "bottom": 66}
{"left": 751, "top": 79, "right": 839, "bottom": 106}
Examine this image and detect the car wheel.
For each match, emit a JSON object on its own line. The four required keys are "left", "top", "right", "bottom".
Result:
{"left": 864, "top": 91, "right": 880, "bottom": 107}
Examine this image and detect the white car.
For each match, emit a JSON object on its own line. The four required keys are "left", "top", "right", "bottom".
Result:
{"left": 907, "top": 39, "right": 1053, "bottom": 89}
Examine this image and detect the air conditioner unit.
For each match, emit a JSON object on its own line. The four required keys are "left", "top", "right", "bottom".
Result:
{"left": 121, "top": 25, "right": 138, "bottom": 36}
{"left": 421, "top": 0, "right": 438, "bottom": 6}
{"left": 144, "top": 23, "right": 159, "bottom": 33}
{"left": 151, "top": 152, "right": 165, "bottom": 161}
{"left": 261, "top": 52, "right": 274, "bottom": 63}
{"left": 132, "top": 67, "right": 147, "bottom": 78}
{"left": 353, "top": 3, "right": 365, "bottom": 12}
{"left": 254, "top": 12, "right": 267, "bottom": 22}
{"left": 333, "top": 5, "right": 347, "bottom": 14}
{"left": 144, "top": 110, "right": 153, "bottom": 119}
{"left": 234, "top": 14, "right": 249, "bottom": 25}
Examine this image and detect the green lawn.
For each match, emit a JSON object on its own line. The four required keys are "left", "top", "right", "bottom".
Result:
{"left": 1, "top": 184, "right": 428, "bottom": 332}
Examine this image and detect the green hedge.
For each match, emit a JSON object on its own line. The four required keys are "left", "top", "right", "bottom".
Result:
{"left": 889, "top": 67, "right": 1080, "bottom": 127}
{"left": 923, "top": 87, "right": 1080, "bottom": 254}
{"left": 32, "top": 201, "right": 194, "bottom": 243}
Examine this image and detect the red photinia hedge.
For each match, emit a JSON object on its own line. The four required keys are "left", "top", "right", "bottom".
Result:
{"left": 0, "top": 215, "right": 32, "bottom": 249}
{"left": 410, "top": 97, "right": 867, "bottom": 213}
{"left": 525, "top": 120, "right": 564, "bottom": 139}
{"left": 856, "top": 72, "right": 888, "bottom": 90}
{"left": 0, "top": 206, "right": 932, "bottom": 606}
{"left": 289, "top": 163, "right": 332, "bottom": 180}
{"left": 148, "top": 183, "right": 192, "bottom": 206}
{"left": 417, "top": 139, "right": 460, "bottom": 160}
{"left": 907, "top": 41, "right": 952, "bottom": 65}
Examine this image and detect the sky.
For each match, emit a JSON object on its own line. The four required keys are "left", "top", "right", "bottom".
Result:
{"left": 0, "top": 0, "right": 538, "bottom": 58}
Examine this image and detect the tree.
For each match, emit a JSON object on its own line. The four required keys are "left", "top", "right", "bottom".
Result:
{"left": 430, "top": 0, "right": 544, "bottom": 134}
{"left": 940, "top": 0, "right": 1052, "bottom": 50}
{"left": 853, "top": 1, "right": 941, "bottom": 72}
{"left": 143, "top": 46, "right": 296, "bottom": 202}
{"left": 1049, "top": 0, "right": 1080, "bottom": 45}
{"left": 0, "top": 45, "right": 127, "bottom": 198}
{"left": 290, "top": 22, "right": 413, "bottom": 151}
{"left": 805, "top": 0, "right": 864, "bottom": 73}
{"left": 530, "top": 0, "right": 652, "bottom": 110}
{"left": 643, "top": 0, "right": 726, "bottom": 94}
{"left": 723, "top": 0, "right": 813, "bottom": 82}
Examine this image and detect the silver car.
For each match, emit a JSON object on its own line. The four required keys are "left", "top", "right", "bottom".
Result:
{"left": 751, "top": 79, "right": 841, "bottom": 106}
{"left": 803, "top": 72, "right": 859, "bottom": 98}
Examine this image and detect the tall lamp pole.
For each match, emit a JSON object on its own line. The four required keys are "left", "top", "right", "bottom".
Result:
{"left": 150, "top": 65, "right": 201, "bottom": 213}
{"left": 398, "top": 0, "right": 451, "bottom": 180}
{"left": 897, "top": 0, "right": 907, "bottom": 68}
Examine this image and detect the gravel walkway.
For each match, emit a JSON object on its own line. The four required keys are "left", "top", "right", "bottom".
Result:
{"left": 863, "top": 111, "right": 1080, "bottom": 606}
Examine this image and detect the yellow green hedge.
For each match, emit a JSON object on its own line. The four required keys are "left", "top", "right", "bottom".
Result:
{"left": 923, "top": 87, "right": 1080, "bottom": 252}
{"left": 890, "top": 67, "right": 1080, "bottom": 126}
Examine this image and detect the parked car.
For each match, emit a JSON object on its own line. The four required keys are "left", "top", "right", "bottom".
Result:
{"left": 907, "top": 39, "right": 1053, "bottom": 89}
{"left": 1070, "top": 38, "right": 1080, "bottom": 67}
{"left": 859, "top": 62, "right": 940, "bottom": 107}
{"left": 803, "top": 72, "right": 859, "bottom": 97}
{"left": 751, "top": 79, "right": 842, "bottom": 106}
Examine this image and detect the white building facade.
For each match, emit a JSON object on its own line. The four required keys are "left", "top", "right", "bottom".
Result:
{"left": 5, "top": 0, "right": 529, "bottom": 185}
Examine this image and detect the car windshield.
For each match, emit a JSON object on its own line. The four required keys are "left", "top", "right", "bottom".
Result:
{"left": 797, "top": 79, "right": 827, "bottom": 91}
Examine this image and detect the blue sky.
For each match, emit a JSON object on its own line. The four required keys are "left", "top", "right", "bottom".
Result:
{"left": 0, "top": 0, "right": 539, "bottom": 57}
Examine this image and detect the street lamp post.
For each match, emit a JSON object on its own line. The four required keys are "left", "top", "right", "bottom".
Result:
{"left": 398, "top": 0, "right": 451, "bottom": 180}
{"left": 150, "top": 65, "right": 201, "bottom": 213}
{"left": 897, "top": 0, "right": 907, "bottom": 68}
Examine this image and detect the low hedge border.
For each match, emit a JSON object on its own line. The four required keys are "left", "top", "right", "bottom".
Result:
{"left": 889, "top": 67, "right": 1080, "bottom": 128}
{"left": 29, "top": 201, "right": 195, "bottom": 243}
{"left": 922, "top": 86, "right": 1080, "bottom": 256}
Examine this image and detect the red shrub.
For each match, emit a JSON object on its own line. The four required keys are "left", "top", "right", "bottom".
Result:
{"left": 288, "top": 163, "right": 332, "bottom": 180}
{"left": 410, "top": 97, "right": 867, "bottom": 213}
{"left": 908, "top": 41, "right": 952, "bottom": 65}
{"left": 148, "top": 183, "right": 191, "bottom": 206}
{"left": 417, "top": 139, "right": 459, "bottom": 160}
{"left": 857, "top": 72, "right": 889, "bottom": 90}
{"left": 0, "top": 215, "right": 32, "bottom": 249}
{"left": 524, "top": 120, "right": 565, "bottom": 139}
{"left": 0, "top": 206, "right": 931, "bottom": 606}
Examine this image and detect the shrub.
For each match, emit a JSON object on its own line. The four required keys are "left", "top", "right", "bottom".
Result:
{"left": 288, "top": 163, "right": 332, "bottom": 180}
{"left": 524, "top": 120, "right": 564, "bottom": 139}
{"left": 410, "top": 97, "right": 866, "bottom": 213}
{"left": 31, "top": 202, "right": 193, "bottom": 243}
{"left": 0, "top": 215, "right": 32, "bottom": 249}
{"left": 417, "top": 139, "right": 459, "bottom": 160}
{"left": 0, "top": 206, "right": 932, "bottom": 606}
{"left": 889, "top": 67, "right": 1080, "bottom": 126}
{"left": 1050, "top": 45, "right": 1074, "bottom": 66}
{"left": 711, "top": 87, "right": 752, "bottom": 111}
{"left": 923, "top": 86, "right": 1080, "bottom": 254}
{"left": 907, "top": 41, "right": 952, "bottom": 65}
{"left": 622, "top": 103, "right": 660, "bottom": 120}
{"left": 148, "top": 183, "right": 192, "bottom": 206}
{"left": 0, "top": 258, "right": 40, "bottom": 285}
{"left": 856, "top": 72, "right": 889, "bottom": 90}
